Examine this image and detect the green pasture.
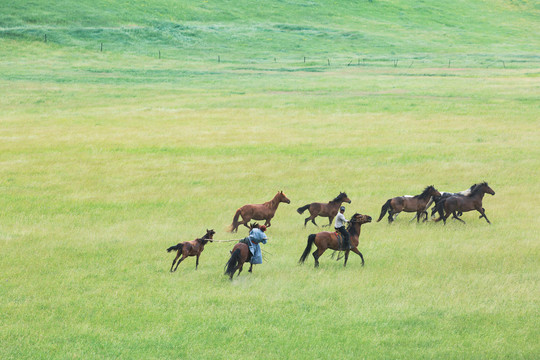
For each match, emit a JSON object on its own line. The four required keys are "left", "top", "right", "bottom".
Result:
{"left": 1, "top": 0, "right": 539, "bottom": 359}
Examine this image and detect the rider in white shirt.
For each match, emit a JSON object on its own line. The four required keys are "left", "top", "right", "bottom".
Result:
{"left": 334, "top": 206, "right": 350, "bottom": 250}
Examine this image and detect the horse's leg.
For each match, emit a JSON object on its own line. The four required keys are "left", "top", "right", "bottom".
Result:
{"left": 442, "top": 210, "right": 450, "bottom": 225}
{"left": 237, "top": 263, "right": 243, "bottom": 276}
{"left": 416, "top": 211, "right": 422, "bottom": 223}
{"left": 323, "top": 216, "right": 333, "bottom": 228}
{"left": 248, "top": 263, "right": 253, "bottom": 273}
{"left": 173, "top": 255, "right": 187, "bottom": 271}
{"left": 351, "top": 247, "right": 365, "bottom": 266}
{"left": 304, "top": 217, "right": 310, "bottom": 227}
{"left": 195, "top": 254, "right": 200, "bottom": 270}
{"left": 343, "top": 250, "right": 350, "bottom": 267}
{"left": 311, "top": 218, "right": 318, "bottom": 227}
{"left": 264, "top": 218, "right": 271, "bottom": 227}
{"left": 477, "top": 207, "right": 491, "bottom": 224}
{"left": 238, "top": 214, "right": 250, "bottom": 230}
{"left": 313, "top": 247, "right": 325, "bottom": 268}
{"left": 453, "top": 211, "right": 466, "bottom": 223}
{"left": 478, "top": 207, "right": 486, "bottom": 219}
{"left": 170, "top": 253, "right": 180, "bottom": 272}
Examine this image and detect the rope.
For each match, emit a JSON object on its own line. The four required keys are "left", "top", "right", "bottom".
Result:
{"left": 211, "top": 239, "right": 242, "bottom": 243}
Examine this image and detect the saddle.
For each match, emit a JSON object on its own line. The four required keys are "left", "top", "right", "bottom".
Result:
{"left": 334, "top": 232, "right": 344, "bottom": 250}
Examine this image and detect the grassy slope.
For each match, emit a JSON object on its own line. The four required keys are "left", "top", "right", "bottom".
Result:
{"left": 1, "top": 1, "right": 539, "bottom": 359}
{"left": 1, "top": 0, "right": 539, "bottom": 60}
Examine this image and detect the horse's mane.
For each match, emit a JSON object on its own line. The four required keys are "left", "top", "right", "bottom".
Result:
{"left": 331, "top": 192, "right": 348, "bottom": 203}
{"left": 347, "top": 213, "right": 360, "bottom": 237}
{"left": 469, "top": 182, "right": 489, "bottom": 196}
{"left": 416, "top": 186, "right": 435, "bottom": 199}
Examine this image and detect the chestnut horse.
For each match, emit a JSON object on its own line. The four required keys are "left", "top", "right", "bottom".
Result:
{"left": 297, "top": 192, "right": 351, "bottom": 227}
{"left": 299, "top": 213, "right": 371, "bottom": 268}
{"left": 436, "top": 182, "right": 495, "bottom": 224}
{"left": 167, "top": 229, "right": 215, "bottom": 272}
{"left": 228, "top": 191, "right": 290, "bottom": 232}
{"left": 224, "top": 223, "right": 259, "bottom": 279}
{"left": 377, "top": 186, "right": 441, "bottom": 223}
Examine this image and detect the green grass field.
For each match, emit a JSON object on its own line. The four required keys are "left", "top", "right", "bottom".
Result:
{"left": 1, "top": 1, "right": 539, "bottom": 359}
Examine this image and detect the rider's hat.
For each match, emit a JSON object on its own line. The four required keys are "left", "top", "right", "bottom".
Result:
{"left": 340, "top": 206, "right": 345, "bottom": 211}
{"left": 259, "top": 225, "right": 267, "bottom": 232}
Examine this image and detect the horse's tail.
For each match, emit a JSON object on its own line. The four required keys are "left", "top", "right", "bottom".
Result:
{"left": 434, "top": 197, "right": 447, "bottom": 222}
{"left": 167, "top": 243, "right": 183, "bottom": 253}
{"left": 431, "top": 197, "right": 444, "bottom": 218}
{"left": 377, "top": 199, "right": 392, "bottom": 222}
{"left": 297, "top": 204, "right": 310, "bottom": 214}
{"left": 224, "top": 248, "right": 242, "bottom": 277}
{"left": 299, "top": 234, "right": 316, "bottom": 264}
{"left": 227, "top": 209, "right": 242, "bottom": 232}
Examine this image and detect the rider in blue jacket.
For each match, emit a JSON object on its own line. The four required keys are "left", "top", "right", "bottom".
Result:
{"left": 248, "top": 225, "right": 268, "bottom": 265}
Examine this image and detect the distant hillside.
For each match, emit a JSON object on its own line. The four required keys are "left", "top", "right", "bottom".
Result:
{"left": 1, "top": 0, "right": 539, "bottom": 62}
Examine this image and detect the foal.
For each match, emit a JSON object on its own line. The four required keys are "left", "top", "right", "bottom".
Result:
{"left": 167, "top": 229, "right": 215, "bottom": 272}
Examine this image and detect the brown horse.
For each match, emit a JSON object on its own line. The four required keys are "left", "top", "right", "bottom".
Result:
{"left": 436, "top": 182, "right": 495, "bottom": 224}
{"left": 224, "top": 223, "right": 259, "bottom": 279}
{"left": 228, "top": 191, "right": 290, "bottom": 232}
{"left": 299, "top": 213, "right": 371, "bottom": 268}
{"left": 377, "top": 186, "right": 441, "bottom": 223}
{"left": 224, "top": 242, "right": 252, "bottom": 280}
{"left": 167, "top": 229, "right": 215, "bottom": 272}
{"left": 297, "top": 192, "right": 352, "bottom": 227}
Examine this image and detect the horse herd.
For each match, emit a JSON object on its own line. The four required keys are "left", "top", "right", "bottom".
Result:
{"left": 167, "top": 182, "right": 495, "bottom": 278}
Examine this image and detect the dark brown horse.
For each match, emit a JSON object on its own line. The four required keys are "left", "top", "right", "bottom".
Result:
{"left": 436, "top": 182, "right": 495, "bottom": 224}
{"left": 224, "top": 223, "right": 259, "bottom": 279}
{"left": 228, "top": 191, "right": 290, "bottom": 232}
{"left": 297, "top": 192, "right": 352, "bottom": 227}
{"left": 167, "top": 229, "right": 215, "bottom": 272}
{"left": 377, "top": 186, "right": 441, "bottom": 223}
{"left": 299, "top": 213, "right": 371, "bottom": 268}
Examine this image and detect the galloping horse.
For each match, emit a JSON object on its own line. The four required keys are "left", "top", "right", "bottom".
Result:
{"left": 377, "top": 186, "right": 441, "bottom": 223}
{"left": 299, "top": 213, "right": 371, "bottom": 268}
{"left": 436, "top": 182, "right": 495, "bottom": 224}
{"left": 428, "top": 183, "right": 480, "bottom": 220}
{"left": 409, "top": 183, "right": 478, "bottom": 222}
{"left": 296, "top": 192, "right": 351, "bottom": 227}
{"left": 167, "top": 229, "right": 215, "bottom": 272}
{"left": 224, "top": 223, "right": 258, "bottom": 279}
{"left": 228, "top": 191, "right": 290, "bottom": 232}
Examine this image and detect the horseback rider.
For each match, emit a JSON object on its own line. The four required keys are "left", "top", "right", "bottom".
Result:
{"left": 335, "top": 206, "right": 350, "bottom": 250}
{"left": 246, "top": 225, "right": 268, "bottom": 266}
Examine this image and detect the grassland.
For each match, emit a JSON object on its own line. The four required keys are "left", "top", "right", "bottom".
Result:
{"left": 1, "top": 0, "right": 539, "bottom": 359}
